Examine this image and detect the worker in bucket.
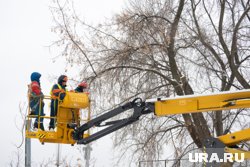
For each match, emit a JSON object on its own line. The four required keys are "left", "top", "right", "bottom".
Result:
{"left": 49, "top": 75, "right": 68, "bottom": 131}
{"left": 74, "top": 81, "right": 88, "bottom": 93}
{"left": 29, "top": 72, "right": 45, "bottom": 131}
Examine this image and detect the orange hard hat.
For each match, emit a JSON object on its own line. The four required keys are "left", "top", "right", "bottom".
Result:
{"left": 78, "top": 82, "right": 88, "bottom": 88}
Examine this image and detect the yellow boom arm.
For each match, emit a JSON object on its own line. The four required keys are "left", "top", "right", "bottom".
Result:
{"left": 154, "top": 89, "right": 250, "bottom": 116}
{"left": 153, "top": 89, "right": 250, "bottom": 159}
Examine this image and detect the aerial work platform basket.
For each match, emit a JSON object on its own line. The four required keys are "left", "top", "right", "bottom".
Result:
{"left": 25, "top": 92, "right": 90, "bottom": 145}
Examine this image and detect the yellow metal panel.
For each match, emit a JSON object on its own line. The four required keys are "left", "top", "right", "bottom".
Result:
{"left": 218, "top": 128, "right": 250, "bottom": 146}
{"left": 60, "top": 92, "right": 89, "bottom": 109}
{"left": 26, "top": 131, "right": 39, "bottom": 138}
{"left": 38, "top": 126, "right": 76, "bottom": 145}
{"left": 155, "top": 90, "right": 250, "bottom": 116}
{"left": 225, "top": 147, "right": 250, "bottom": 160}
{"left": 26, "top": 131, "right": 57, "bottom": 140}
{"left": 57, "top": 108, "right": 79, "bottom": 124}
{"left": 155, "top": 99, "right": 198, "bottom": 116}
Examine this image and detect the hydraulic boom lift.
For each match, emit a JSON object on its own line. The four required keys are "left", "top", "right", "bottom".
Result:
{"left": 26, "top": 89, "right": 250, "bottom": 159}
{"left": 26, "top": 91, "right": 89, "bottom": 145}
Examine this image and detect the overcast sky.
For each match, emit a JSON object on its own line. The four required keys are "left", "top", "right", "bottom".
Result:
{"left": 0, "top": 0, "right": 126, "bottom": 166}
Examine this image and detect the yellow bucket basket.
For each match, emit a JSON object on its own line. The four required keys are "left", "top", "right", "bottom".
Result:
{"left": 60, "top": 91, "right": 89, "bottom": 109}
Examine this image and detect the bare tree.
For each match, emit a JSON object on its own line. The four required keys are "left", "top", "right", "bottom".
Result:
{"left": 50, "top": 0, "right": 250, "bottom": 166}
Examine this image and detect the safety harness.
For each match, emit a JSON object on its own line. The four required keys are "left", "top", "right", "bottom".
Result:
{"left": 50, "top": 84, "right": 66, "bottom": 99}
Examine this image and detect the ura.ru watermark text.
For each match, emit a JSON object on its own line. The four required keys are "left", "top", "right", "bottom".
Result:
{"left": 189, "top": 153, "right": 244, "bottom": 163}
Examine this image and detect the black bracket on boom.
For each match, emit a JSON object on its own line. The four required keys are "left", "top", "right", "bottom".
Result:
{"left": 73, "top": 98, "right": 154, "bottom": 144}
